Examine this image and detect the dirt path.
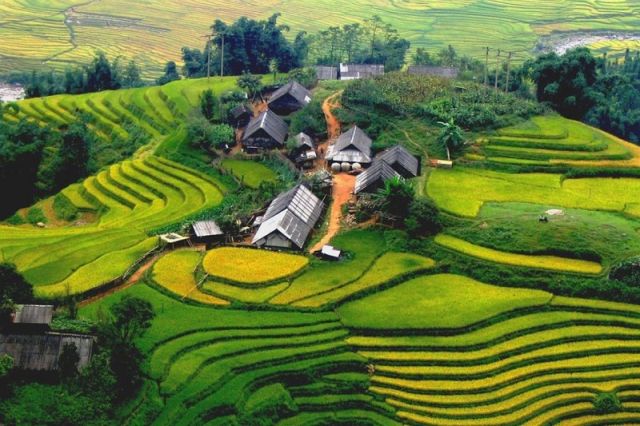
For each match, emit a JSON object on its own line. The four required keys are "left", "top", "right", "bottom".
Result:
{"left": 78, "top": 253, "right": 160, "bottom": 307}
{"left": 310, "top": 173, "right": 355, "bottom": 253}
{"left": 313, "top": 91, "right": 343, "bottom": 171}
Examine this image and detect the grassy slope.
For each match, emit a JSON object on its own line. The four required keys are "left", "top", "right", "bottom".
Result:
{"left": 219, "top": 159, "right": 277, "bottom": 189}
{"left": 1, "top": 1, "right": 638, "bottom": 75}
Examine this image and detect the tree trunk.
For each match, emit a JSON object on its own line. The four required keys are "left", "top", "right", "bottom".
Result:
{"left": 446, "top": 146, "right": 451, "bottom": 161}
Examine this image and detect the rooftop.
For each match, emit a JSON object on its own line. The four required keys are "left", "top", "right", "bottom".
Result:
{"left": 243, "top": 109, "right": 289, "bottom": 145}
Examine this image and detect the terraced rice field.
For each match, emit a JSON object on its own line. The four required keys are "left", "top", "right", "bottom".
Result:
{"left": 0, "top": 156, "right": 225, "bottom": 298}
{"left": 4, "top": 77, "right": 240, "bottom": 148}
{"left": 435, "top": 234, "right": 603, "bottom": 275}
{"left": 80, "top": 283, "right": 398, "bottom": 425}
{"left": 470, "top": 115, "right": 640, "bottom": 167}
{"left": 342, "top": 276, "right": 640, "bottom": 425}
{"left": 220, "top": 159, "right": 278, "bottom": 189}
{"left": 2, "top": 1, "right": 639, "bottom": 75}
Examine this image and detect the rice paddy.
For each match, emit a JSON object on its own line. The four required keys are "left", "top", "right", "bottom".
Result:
{"left": 2, "top": 1, "right": 639, "bottom": 76}
{"left": 219, "top": 159, "right": 278, "bottom": 189}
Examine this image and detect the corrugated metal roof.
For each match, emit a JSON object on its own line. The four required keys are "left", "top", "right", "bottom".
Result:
{"left": 243, "top": 109, "right": 289, "bottom": 145}
{"left": 268, "top": 81, "right": 312, "bottom": 107}
{"left": 13, "top": 305, "right": 53, "bottom": 325}
{"left": 316, "top": 66, "right": 338, "bottom": 80}
{"left": 253, "top": 184, "right": 324, "bottom": 249}
{"left": 294, "top": 132, "right": 314, "bottom": 149}
{"left": 376, "top": 145, "right": 420, "bottom": 177}
{"left": 407, "top": 66, "right": 459, "bottom": 79}
{"left": 354, "top": 161, "right": 402, "bottom": 194}
{"left": 326, "top": 126, "right": 372, "bottom": 163}
{"left": 0, "top": 332, "right": 94, "bottom": 371}
{"left": 192, "top": 220, "right": 223, "bottom": 237}
{"left": 339, "top": 63, "right": 385, "bottom": 80}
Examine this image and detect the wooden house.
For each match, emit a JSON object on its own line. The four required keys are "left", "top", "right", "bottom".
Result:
{"left": 339, "top": 63, "right": 384, "bottom": 80}
{"left": 242, "top": 110, "right": 289, "bottom": 152}
{"left": 354, "top": 160, "right": 402, "bottom": 194}
{"left": 316, "top": 66, "right": 338, "bottom": 81}
{"left": 191, "top": 220, "right": 224, "bottom": 244}
{"left": 10, "top": 304, "right": 53, "bottom": 334}
{"left": 290, "top": 132, "right": 317, "bottom": 168}
{"left": 268, "top": 81, "right": 312, "bottom": 115}
{"left": 230, "top": 104, "right": 252, "bottom": 128}
{"left": 326, "top": 126, "right": 373, "bottom": 168}
{"left": 252, "top": 184, "right": 324, "bottom": 250}
{"left": 375, "top": 145, "right": 420, "bottom": 178}
{"left": 407, "top": 65, "right": 459, "bottom": 79}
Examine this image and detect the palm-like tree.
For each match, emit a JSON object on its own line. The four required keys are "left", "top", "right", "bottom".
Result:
{"left": 437, "top": 118, "right": 464, "bottom": 161}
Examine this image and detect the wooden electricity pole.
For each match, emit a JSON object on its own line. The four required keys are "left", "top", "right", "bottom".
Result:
{"left": 220, "top": 34, "right": 225, "bottom": 78}
{"left": 494, "top": 49, "right": 501, "bottom": 91}
{"left": 200, "top": 34, "right": 213, "bottom": 81}
{"left": 504, "top": 51, "right": 513, "bottom": 94}
{"left": 483, "top": 47, "right": 490, "bottom": 88}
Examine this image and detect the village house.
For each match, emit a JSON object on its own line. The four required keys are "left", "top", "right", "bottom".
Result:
{"left": 267, "top": 81, "right": 312, "bottom": 115}
{"left": 354, "top": 160, "right": 402, "bottom": 194}
{"left": 191, "top": 220, "right": 225, "bottom": 245}
{"left": 290, "top": 132, "right": 317, "bottom": 168}
{"left": 0, "top": 304, "right": 94, "bottom": 371}
{"left": 315, "top": 66, "right": 338, "bottom": 81}
{"left": 230, "top": 104, "right": 252, "bottom": 128}
{"left": 252, "top": 183, "right": 324, "bottom": 250}
{"left": 375, "top": 145, "right": 420, "bottom": 178}
{"left": 339, "top": 63, "right": 385, "bottom": 80}
{"left": 407, "top": 65, "right": 459, "bottom": 79}
{"left": 326, "top": 125, "right": 373, "bottom": 169}
{"left": 242, "top": 109, "right": 289, "bottom": 152}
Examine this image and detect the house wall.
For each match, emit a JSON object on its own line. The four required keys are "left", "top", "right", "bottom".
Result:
{"left": 269, "top": 95, "right": 303, "bottom": 115}
{"left": 244, "top": 129, "right": 280, "bottom": 150}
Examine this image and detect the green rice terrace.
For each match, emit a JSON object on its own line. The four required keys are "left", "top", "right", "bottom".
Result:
{"left": 5, "top": 69, "right": 640, "bottom": 425}
{"left": 2, "top": 0, "right": 640, "bottom": 75}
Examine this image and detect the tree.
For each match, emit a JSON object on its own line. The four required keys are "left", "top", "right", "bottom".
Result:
{"left": 86, "top": 52, "right": 119, "bottom": 92}
{"left": 157, "top": 61, "right": 180, "bottom": 85}
{"left": 52, "top": 119, "right": 92, "bottom": 190}
{"left": 106, "top": 295, "right": 155, "bottom": 345}
{"left": 122, "top": 60, "right": 142, "bottom": 88}
{"left": 375, "top": 177, "right": 415, "bottom": 221}
{"left": 412, "top": 48, "right": 436, "bottom": 66}
{"left": 437, "top": 118, "right": 465, "bottom": 161}
{"left": 200, "top": 89, "right": 219, "bottom": 121}
{"left": 593, "top": 392, "right": 622, "bottom": 414}
{"left": 209, "top": 124, "right": 235, "bottom": 149}
{"left": 0, "top": 263, "right": 33, "bottom": 303}
{"left": 237, "top": 72, "right": 263, "bottom": 101}
{"left": 58, "top": 342, "right": 80, "bottom": 380}
{"left": 405, "top": 199, "right": 441, "bottom": 237}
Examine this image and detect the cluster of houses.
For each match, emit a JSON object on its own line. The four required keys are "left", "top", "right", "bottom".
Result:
{"left": 0, "top": 304, "right": 94, "bottom": 372}
{"left": 315, "top": 63, "right": 459, "bottom": 81}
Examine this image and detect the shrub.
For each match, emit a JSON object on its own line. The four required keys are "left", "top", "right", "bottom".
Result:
{"left": 53, "top": 194, "right": 79, "bottom": 221}
{"left": 26, "top": 207, "right": 46, "bottom": 224}
{"left": 593, "top": 392, "right": 622, "bottom": 414}
{"left": 405, "top": 198, "right": 441, "bottom": 237}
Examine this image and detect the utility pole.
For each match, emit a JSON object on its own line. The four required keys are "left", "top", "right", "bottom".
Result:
{"left": 494, "top": 49, "right": 501, "bottom": 92}
{"left": 483, "top": 47, "right": 490, "bottom": 88}
{"left": 504, "top": 51, "right": 513, "bottom": 94}
{"left": 220, "top": 34, "right": 225, "bottom": 78}
{"left": 200, "top": 34, "right": 213, "bottom": 81}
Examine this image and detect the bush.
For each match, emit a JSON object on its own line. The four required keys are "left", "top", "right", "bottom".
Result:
{"left": 26, "top": 207, "right": 46, "bottom": 224}
{"left": 53, "top": 194, "right": 79, "bottom": 221}
{"left": 405, "top": 198, "right": 441, "bottom": 237}
{"left": 593, "top": 392, "right": 622, "bottom": 414}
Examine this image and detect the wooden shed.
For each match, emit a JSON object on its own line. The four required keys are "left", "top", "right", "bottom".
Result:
{"left": 191, "top": 220, "right": 225, "bottom": 244}
{"left": 407, "top": 65, "right": 459, "bottom": 79}
{"left": 326, "top": 126, "right": 373, "bottom": 167}
{"left": 354, "top": 160, "right": 402, "bottom": 195}
{"left": 375, "top": 145, "right": 421, "bottom": 178}
{"left": 268, "top": 81, "right": 312, "bottom": 115}
{"left": 0, "top": 332, "right": 95, "bottom": 371}
{"left": 339, "top": 63, "right": 384, "bottom": 80}
{"left": 242, "top": 110, "right": 289, "bottom": 152}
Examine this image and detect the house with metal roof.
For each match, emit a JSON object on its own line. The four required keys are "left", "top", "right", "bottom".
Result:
{"left": 339, "top": 63, "right": 385, "bottom": 80}
{"left": 242, "top": 109, "right": 289, "bottom": 151}
{"left": 268, "top": 81, "right": 312, "bottom": 115}
{"left": 290, "top": 132, "right": 317, "bottom": 168}
{"left": 230, "top": 104, "right": 252, "bottom": 128}
{"left": 326, "top": 126, "right": 373, "bottom": 166}
{"left": 354, "top": 160, "right": 402, "bottom": 194}
{"left": 316, "top": 66, "right": 338, "bottom": 80}
{"left": 407, "top": 65, "right": 459, "bottom": 79}
{"left": 9, "top": 304, "right": 53, "bottom": 333}
{"left": 0, "top": 332, "right": 95, "bottom": 371}
{"left": 252, "top": 184, "right": 324, "bottom": 250}
{"left": 376, "top": 145, "right": 421, "bottom": 178}
{"left": 191, "top": 220, "right": 224, "bottom": 244}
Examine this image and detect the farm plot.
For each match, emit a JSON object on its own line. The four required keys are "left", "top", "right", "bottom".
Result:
{"left": 343, "top": 276, "right": 640, "bottom": 425}
{"left": 79, "top": 283, "right": 396, "bottom": 425}
{"left": 434, "top": 234, "right": 603, "bottom": 275}
{"left": 220, "top": 159, "right": 278, "bottom": 189}
{"left": 426, "top": 167, "right": 640, "bottom": 218}
{"left": 0, "top": 156, "right": 225, "bottom": 298}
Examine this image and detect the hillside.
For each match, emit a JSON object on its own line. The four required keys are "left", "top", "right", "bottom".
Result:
{"left": 2, "top": 0, "right": 640, "bottom": 76}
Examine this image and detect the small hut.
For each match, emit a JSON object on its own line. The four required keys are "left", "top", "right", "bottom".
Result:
{"left": 375, "top": 145, "right": 421, "bottom": 178}
{"left": 407, "top": 66, "right": 459, "bottom": 79}
{"left": 326, "top": 126, "right": 373, "bottom": 169}
{"left": 354, "top": 160, "right": 402, "bottom": 194}
{"left": 0, "top": 332, "right": 95, "bottom": 371}
{"left": 290, "top": 132, "right": 317, "bottom": 168}
{"left": 230, "top": 104, "right": 252, "bottom": 128}
{"left": 191, "top": 220, "right": 224, "bottom": 245}
{"left": 268, "top": 81, "right": 312, "bottom": 115}
{"left": 242, "top": 110, "right": 289, "bottom": 152}
{"left": 316, "top": 66, "right": 338, "bottom": 81}
{"left": 9, "top": 305, "right": 53, "bottom": 334}
{"left": 339, "top": 63, "right": 384, "bottom": 80}
{"left": 252, "top": 183, "right": 324, "bottom": 250}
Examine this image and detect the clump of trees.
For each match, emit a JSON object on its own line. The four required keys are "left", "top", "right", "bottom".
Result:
{"left": 19, "top": 52, "right": 143, "bottom": 98}
{"left": 524, "top": 47, "right": 640, "bottom": 143}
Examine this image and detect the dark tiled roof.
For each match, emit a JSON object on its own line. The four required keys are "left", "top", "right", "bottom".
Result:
{"left": 243, "top": 110, "right": 289, "bottom": 145}
{"left": 13, "top": 305, "right": 53, "bottom": 325}
{"left": 0, "top": 332, "right": 94, "bottom": 371}
{"left": 253, "top": 184, "right": 324, "bottom": 249}
{"left": 376, "top": 145, "right": 420, "bottom": 177}
{"left": 407, "top": 66, "right": 459, "bottom": 79}
{"left": 268, "top": 81, "right": 312, "bottom": 107}
{"left": 192, "top": 220, "right": 223, "bottom": 237}
{"left": 326, "top": 126, "right": 372, "bottom": 163}
{"left": 354, "top": 160, "right": 402, "bottom": 194}
{"left": 294, "top": 132, "right": 314, "bottom": 149}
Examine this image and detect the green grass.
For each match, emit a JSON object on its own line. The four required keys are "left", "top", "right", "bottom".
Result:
{"left": 427, "top": 166, "right": 640, "bottom": 218}
{"left": 435, "top": 234, "right": 603, "bottom": 275}
{"left": 337, "top": 274, "right": 552, "bottom": 330}
{"left": 220, "top": 159, "right": 278, "bottom": 189}
{"left": 202, "top": 281, "right": 289, "bottom": 304}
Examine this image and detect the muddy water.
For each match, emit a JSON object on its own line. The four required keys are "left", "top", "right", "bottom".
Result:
{"left": 536, "top": 31, "right": 640, "bottom": 56}
{"left": 0, "top": 83, "right": 25, "bottom": 102}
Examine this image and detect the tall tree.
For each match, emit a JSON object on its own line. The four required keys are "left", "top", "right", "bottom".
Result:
{"left": 437, "top": 118, "right": 465, "bottom": 161}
